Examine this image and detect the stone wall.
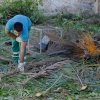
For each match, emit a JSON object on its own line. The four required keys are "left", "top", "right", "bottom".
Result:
{"left": 39, "top": 0, "right": 98, "bottom": 16}
{"left": 1, "top": 0, "right": 99, "bottom": 15}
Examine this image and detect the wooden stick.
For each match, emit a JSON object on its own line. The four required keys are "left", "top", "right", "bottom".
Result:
{"left": 22, "top": 71, "right": 48, "bottom": 87}
{"left": 84, "top": 64, "right": 100, "bottom": 67}
{"left": 69, "top": 64, "right": 87, "bottom": 90}
{"left": 0, "top": 70, "right": 19, "bottom": 80}
{"left": 35, "top": 73, "right": 63, "bottom": 97}
{"left": 0, "top": 55, "right": 12, "bottom": 62}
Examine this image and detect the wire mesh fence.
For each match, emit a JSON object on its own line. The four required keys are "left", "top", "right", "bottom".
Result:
{"left": 28, "top": 26, "right": 63, "bottom": 54}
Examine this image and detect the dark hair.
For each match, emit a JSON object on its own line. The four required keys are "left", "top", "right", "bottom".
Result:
{"left": 14, "top": 22, "right": 23, "bottom": 32}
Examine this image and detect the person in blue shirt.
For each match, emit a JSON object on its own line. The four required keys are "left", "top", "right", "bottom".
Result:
{"left": 5, "top": 14, "right": 32, "bottom": 72}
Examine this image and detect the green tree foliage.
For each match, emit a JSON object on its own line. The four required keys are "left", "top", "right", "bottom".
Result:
{"left": 0, "top": 0, "right": 44, "bottom": 24}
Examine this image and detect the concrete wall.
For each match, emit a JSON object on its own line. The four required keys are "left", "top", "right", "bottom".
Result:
{"left": 39, "top": 0, "right": 98, "bottom": 16}
{"left": 1, "top": 0, "right": 99, "bottom": 15}
{"left": 98, "top": 0, "right": 100, "bottom": 13}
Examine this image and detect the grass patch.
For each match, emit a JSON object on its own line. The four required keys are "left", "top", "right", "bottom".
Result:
{"left": 1, "top": 14, "right": 100, "bottom": 100}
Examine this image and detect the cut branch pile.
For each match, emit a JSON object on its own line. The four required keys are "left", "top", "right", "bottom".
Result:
{"left": 76, "top": 31, "right": 100, "bottom": 56}
{"left": 45, "top": 31, "right": 100, "bottom": 58}
{"left": 23, "top": 59, "right": 72, "bottom": 87}
{"left": 25, "top": 57, "right": 68, "bottom": 72}
{"left": 0, "top": 57, "right": 72, "bottom": 87}
{"left": 45, "top": 33, "right": 85, "bottom": 58}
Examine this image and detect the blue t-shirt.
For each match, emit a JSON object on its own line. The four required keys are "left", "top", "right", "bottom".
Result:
{"left": 5, "top": 15, "right": 32, "bottom": 42}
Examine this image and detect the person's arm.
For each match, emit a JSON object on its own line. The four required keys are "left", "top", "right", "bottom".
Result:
{"left": 20, "top": 42, "right": 28, "bottom": 63}
{"left": 5, "top": 29, "right": 17, "bottom": 39}
{"left": 17, "top": 41, "right": 28, "bottom": 72}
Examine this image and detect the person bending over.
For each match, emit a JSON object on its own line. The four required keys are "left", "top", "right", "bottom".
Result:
{"left": 5, "top": 14, "right": 32, "bottom": 72}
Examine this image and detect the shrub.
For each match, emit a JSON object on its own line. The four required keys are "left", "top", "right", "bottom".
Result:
{"left": 0, "top": 0, "right": 44, "bottom": 25}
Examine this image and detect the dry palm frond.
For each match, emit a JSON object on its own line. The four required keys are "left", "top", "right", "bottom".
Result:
{"left": 45, "top": 33, "right": 80, "bottom": 47}
{"left": 45, "top": 33, "right": 67, "bottom": 45}
{"left": 45, "top": 33, "right": 84, "bottom": 58}
{"left": 76, "top": 32, "right": 100, "bottom": 56}
{"left": 45, "top": 33, "right": 72, "bottom": 55}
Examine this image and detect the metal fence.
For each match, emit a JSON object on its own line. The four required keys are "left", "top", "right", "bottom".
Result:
{"left": 28, "top": 26, "right": 63, "bottom": 55}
